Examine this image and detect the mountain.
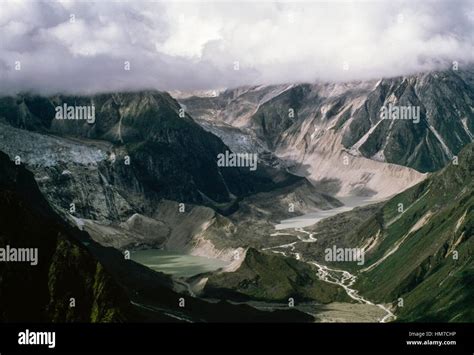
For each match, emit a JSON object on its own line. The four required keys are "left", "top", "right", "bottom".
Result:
{"left": 0, "top": 90, "right": 344, "bottom": 317}
{"left": 0, "top": 150, "right": 316, "bottom": 322}
{"left": 1, "top": 69, "right": 471, "bottom": 323}
{"left": 290, "top": 143, "right": 473, "bottom": 322}
{"left": 0, "top": 91, "right": 339, "bottom": 262}
{"left": 204, "top": 143, "right": 474, "bottom": 322}
{"left": 0, "top": 150, "right": 131, "bottom": 321}
{"left": 181, "top": 68, "right": 474, "bottom": 198}
{"left": 352, "top": 142, "right": 473, "bottom": 322}
{"left": 0, "top": 91, "right": 309, "bottom": 213}
{"left": 341, "top": 70, "right": 473, "bottom": 172}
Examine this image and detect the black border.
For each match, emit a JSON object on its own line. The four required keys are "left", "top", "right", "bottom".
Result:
{"left": 0, "top": 322, "right": 472, "bottom": 353}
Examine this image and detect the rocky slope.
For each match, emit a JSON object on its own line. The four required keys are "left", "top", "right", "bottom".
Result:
{"left": 181, "top": 68, "right": 474, "bottom": 198}
{"left": 0, "top": 93, "right": 356, "bottom": 319}
{"left": 0, "top": 91, "right": 341, "bottom": 270}
{"left": 0, "top": 150, "right": 316, "bottom": 322}
{"left": 0, "top": 150, "right": 131, "bottom": 322}
{"left": 0, "top": 91, "right": 309, "bottom": 212}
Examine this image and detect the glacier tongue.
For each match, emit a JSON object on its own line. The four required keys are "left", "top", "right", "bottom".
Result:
{"left": 0, "top": 123, "right": 107, "bottom": 167}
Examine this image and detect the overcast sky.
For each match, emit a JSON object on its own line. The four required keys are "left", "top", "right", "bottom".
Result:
{"left": 0, "top": 0, "right": 473, "bottom": 95}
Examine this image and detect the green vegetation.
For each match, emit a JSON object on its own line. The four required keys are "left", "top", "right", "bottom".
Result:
{"left": 205, "top": 248, "right": 350, "bottom": 304}
{"left": 354, "top": 143, "right": 473, "bottom": 322}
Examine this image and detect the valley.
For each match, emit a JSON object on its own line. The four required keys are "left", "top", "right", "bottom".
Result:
{"left": 0, "top": 67, "right": 472, "bottom": 323}
{"left": 275, "top": 196, "right": 378, "bottom": 230}
{"left": 261, "top": 223, "right": 396, "bottom": 323}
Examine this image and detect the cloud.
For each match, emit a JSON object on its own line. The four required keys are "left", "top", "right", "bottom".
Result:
{"left": 0, "top": 0, "right": 473, "bottom": 95}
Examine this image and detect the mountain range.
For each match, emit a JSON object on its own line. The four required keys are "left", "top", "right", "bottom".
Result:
{"left": 181, "top": 68, "right": 474, "bottom": 198}
{"left": 0, "top": 67, "right": 472, "bottom": 322}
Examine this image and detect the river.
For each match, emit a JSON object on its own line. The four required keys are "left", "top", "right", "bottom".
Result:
{"left": 270, "top": 196, "right": 396, "bottom": 323}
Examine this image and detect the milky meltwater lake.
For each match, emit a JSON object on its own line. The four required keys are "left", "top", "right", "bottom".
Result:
{"left": 130, "top": 250, "right": 229, "bottom": 278}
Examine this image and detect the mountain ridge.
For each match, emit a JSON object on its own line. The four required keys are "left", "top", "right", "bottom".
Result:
{"left": 181, "top": 68, "right": 473, "bottom": 198}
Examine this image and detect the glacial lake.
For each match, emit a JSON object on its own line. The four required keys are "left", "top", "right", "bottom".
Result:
{"left": 130, "top": 249, "right": 229, "bottom": 278}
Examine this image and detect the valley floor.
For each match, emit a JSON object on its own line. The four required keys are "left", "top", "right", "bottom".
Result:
{"left": 264, "top": 215, "right": 396, "bottom": 323}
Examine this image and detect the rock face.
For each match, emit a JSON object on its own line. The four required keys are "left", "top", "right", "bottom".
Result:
{"left": 0, "top": 91, "right": 304, "bottom": 211}
{"left": 0, "top": 151, "right": 131, "bottom": 322}
{"left": 341, "top": 70, "right": 474, "bottom": 172}
{"left": 181, "top": 68, "right": 474, "bottom": 198}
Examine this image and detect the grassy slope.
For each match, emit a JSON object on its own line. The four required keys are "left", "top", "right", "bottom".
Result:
{"left": 205, "top": 248, "right": 350, "bottom": 304}
{"left": 354, "top": 143, "right": 473, "bottom": 322}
